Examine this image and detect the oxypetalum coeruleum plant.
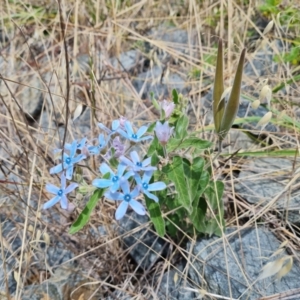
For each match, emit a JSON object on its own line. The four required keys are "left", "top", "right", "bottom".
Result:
{"left": 43, "top": 39, "right": 246, "bottom": 238}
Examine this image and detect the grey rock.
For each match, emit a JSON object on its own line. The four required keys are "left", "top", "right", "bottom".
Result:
{"left": 235, "top": 157, "right": 300, "bottom": 224}
{"left": 111, "top": 49, "right": 141, "bottom": 71}
{"left": 155, "top": 267, "right": 195, "bottom": 300}
{"left": 188, "top": 227, "right": 300, "bottom": 299}
{"left": 118, "top": 212, "right": 167, "bottom": 270}
{"left": 133, "top": 65, "right": 187, "bottom": 100}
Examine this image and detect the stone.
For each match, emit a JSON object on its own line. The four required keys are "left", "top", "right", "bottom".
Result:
{"left": 188, "top": 227, "right": 300, "bottom": 299}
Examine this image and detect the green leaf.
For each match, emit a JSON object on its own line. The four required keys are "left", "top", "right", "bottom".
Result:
{"left": 182, "top": 157, "right": 205, "bottom": 203}
{"left": 213, "top": 39, "right": 225, "bottom": 134}
{"left": 172, "top": 89, "right": 179, "bottom": 104}
{"left": 147, "top": 135, "right": 163, "bottom": 157}
{"left": 162, "top": 156, "right": 192, "bottom": 213}
{"left": 175, "top": 115, "right": 189, "bottom": 139}
{"left": 205, "top": 181, "right": 224, "bottom": 211}
{"left": 219, "top": 48, "right": 246, "bottom": 140}
{"left": 167, "top": 137, "right": 212, "bottom": 153}
{"left": 145, "top": 196, "right": 165, "bottom": 237}
{"left": 190, "top": 197, "right": 207, "bottom": 232}
{"left": 69, "top": 189, "right": 104, "bottom": 234}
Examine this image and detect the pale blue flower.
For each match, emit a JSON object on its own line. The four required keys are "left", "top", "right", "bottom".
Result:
{"left": 65, "top": 137, "right": 87, "bottom": 151}
{"left": 50, "top": 140, "right": 86, "bottom": 180}
{"left": 92, "top": 162, "right": 134, "bottom": 192}
{"left": 104, "top": 179, "right": 145, "bottom": 220}
{"left": 119, "top": 121, "right": 153, "bottom": 143}
{"left": 88, "top": 134, "right": 107, "bottom": 155}
{"left": 43, "top": 173, "right": 78, "bottom": 210}
{"left": 120, "top": 151, "right": 156, "bottom": 172}
{"left": 98, "top": 117, "right": 126, "bottom": 135}
{"left": 134, "top": 171, "right": 167, "bottom": 202}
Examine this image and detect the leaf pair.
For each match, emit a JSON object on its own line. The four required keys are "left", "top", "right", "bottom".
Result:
{"left": 213, "top": 39, "right": 246, "bottom": 141}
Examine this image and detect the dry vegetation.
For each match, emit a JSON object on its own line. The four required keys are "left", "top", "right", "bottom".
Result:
{"left": 0, "top": 0, "right": 300, "bottom": 299}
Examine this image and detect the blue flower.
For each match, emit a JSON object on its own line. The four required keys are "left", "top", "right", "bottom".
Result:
{"left": 120, "top": 151, "right": 156, "bottom": 172}
{"left": 98, "top": 119, "right": 121, "bottom": 135}
{"left": 65, "top": 137, "right": 87, "bottom": 151}
{"left": 43, "top": 173, "right": 78, "bottom": 210}
{"left": 104, "top": 179, "right": 145, "bottom": 220}
{"left": 92, "top": 162, "right": 134, "bottom": 192}
{"left": 50, "top": 140, "right": 86, "bottom": 180}
{"left": 134, "top": 171, "right": 167, "bottom": 202}
{"left": 119, "top": 121, "right": 153, "bottom": 143}
{"left": 88, "top": 134, "right": 107, "bottom": 155}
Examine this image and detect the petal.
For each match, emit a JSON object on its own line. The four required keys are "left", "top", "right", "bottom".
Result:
{"left": 100, "top": 163, "right": 113, "bottom": 176}
{"left": 120, "top": 179, "right": 130, "bottom": 195}
{"left": 45, "top": 183, "right": 60, "bottom": 195}
{"left": 50, "top": 163, "right": 63, "bottom": 175}
{"left": 130, "top": 151, "right": 140, "bottom": 164}
{"left": 105, "top": 191, "right": 123, "bottom": 201}
{"left": 60, "top": 195, "right": 68, "bottom": 209}
{"left": 142, "top": 157, "right": 151, "bottom": 167}
{"left": 143, "top": 171, "right": 153, "bottom": 184}
{"left": 129, "top": 199, "right": 146, "bottom": 215}
{"left": 70, "top": 140, "right": 78, "bottom": 157}
{"left": 112, "top": 120, "right": 120, "bottom": 131}
{"left": 117, "top": 163, "right": 127, "bottom": 177}
{"left": 65, "top": 166, "right": 74, "bottom": 180}
{"left": 60, "top": 173, "right": 66, "bottom": 190}
{"left": 98, "top": 134, "right": 106, "bottom": 147}
{"left": 115, "top": 201, "right": 128, "bottom": 220}
{"left": 125, "top": 121, "right": 134, "bottom": 136}
{"left": 148, "top": 182, "right": 167, "bottom": 191}
{"left": 130, "top": 186, "right": 140, "bottom": 198}
{"left": 64, "top": 182, "right": 79, "bottom": 194}
{"left": 110, "top": 181, "right": 120, "bottom": 193}
{"left": 120, "top": 156, "right": 134, "bottom": 168}
{"left": 64, "top": 143, "right": 72, "bottom": 151}
{"left": 143, "top": 190, "right": 159, "bottom": 202}
{"left": 118, "top": 129, "right": 129, "bottom": 139}
{"left": 136, "top": 125, "right": 148, "bottom": 138}
{"left": 134, "top": 174, "right": 142, "bottom": 185}
{"left": 87, "top": 146, "right": 99, "bottom": 155}
{"left": 72, "top": 154, "right": 86, "bottom": 164}
{"left": 98, "top": 123, "right": 111, "bottom": 134}
{"left": 92, "top": 179, "right": 112, "bottom": 189}
{"left": 78, "top": 137, "right": 87, "bottom": 149}
{"left": 43, "top": 195, "right": 61, "bottom": 210}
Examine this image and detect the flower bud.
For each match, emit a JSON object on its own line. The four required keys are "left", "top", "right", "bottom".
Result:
{"left": 154, "top": 121, "right": 174, "bottom": 145}
{"left": 159, "top": 100, "right": 175, "bottom": 118}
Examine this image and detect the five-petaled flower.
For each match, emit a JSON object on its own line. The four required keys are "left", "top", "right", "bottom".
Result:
{"left": 43, "top": 173, "right": 78, "bottom": 210}
{"left": 104, "top": 178, "right": 145, "bottom": 220}
{"left": 119, "top": 121, "right": 153, "bottom": 143}
{"left": 134, "top": 171, "right": 167, "bottom": 202}
{"left": 98, "top": 117, "right": 126, "bottom": 136}
{"left": 154, "top": 121, "right": 174, "bottom": 145}
{"left": 120, "top": 151, "right": 156, "bottom": 172}
{"left": 92, "top": 162, "right": 134, "bottom": 192}
{"left": 50, "top": 140, "right": 86, "bottom": 180}
{"left": 88, "top": 134, "right": 107, "bottom": 155}
{"left": 65, "top": 137, "right": 87, "bottom": 152}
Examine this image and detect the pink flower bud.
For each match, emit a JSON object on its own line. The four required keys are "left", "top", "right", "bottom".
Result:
{"left": 154, "top": 121, "right": 174, "bottom": 145}
{"left": 159, "top": 100, "right": 175, "bottom": 118}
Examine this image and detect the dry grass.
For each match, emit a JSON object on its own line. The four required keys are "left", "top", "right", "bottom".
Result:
{"left": 0, "top": 0, "right": 300, "bottom": 299}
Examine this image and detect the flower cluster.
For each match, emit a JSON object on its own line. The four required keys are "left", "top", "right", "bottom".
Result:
{"left": 43, "top": 118, "right": 173, "bottom": 220}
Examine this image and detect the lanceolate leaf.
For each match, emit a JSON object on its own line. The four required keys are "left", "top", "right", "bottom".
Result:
{"left": 219, "top": 48, "right": 246, "bottom": 140}
{"left": 145, "top": 195, "right": 165, "bottom": 237}
{"left": 213, "top": 39, "right": 225, "bottom": 134}
{"left": 69, "top": 188, "right": 104, "bottom": 234}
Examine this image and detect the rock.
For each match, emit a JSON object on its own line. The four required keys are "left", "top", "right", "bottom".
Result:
{"left": 188, "top": 227, "right": 300, "bottom": 299}
{"left": 118, "top": 212, "right": 167, "bottom": 270}
{"left": 235, "top": 157, "right": 300, "bottom": 224}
